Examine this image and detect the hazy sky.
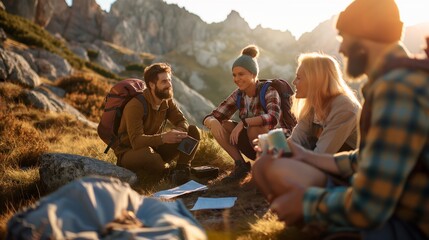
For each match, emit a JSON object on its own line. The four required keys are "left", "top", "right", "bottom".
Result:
{"left": 66, "top": 0, "right": 428, "bottom": 38}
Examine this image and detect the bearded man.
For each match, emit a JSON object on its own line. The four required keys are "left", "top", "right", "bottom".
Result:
{"left": 115, "top": 63, "right": 200, "bottom": 185}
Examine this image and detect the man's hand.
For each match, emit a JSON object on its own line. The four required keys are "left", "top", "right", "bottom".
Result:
{"left": 162, "top": 130, "right": 188, "bottom": 144}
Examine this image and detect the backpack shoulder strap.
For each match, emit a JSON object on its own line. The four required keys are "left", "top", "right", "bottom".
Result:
{"left": 259, "top": 81, "right": 271, "bottom": 113}
{"left": 236, "top": 91, "right": 242, "bottom": 110}
{"left": 377, "top": 57, "right": 429, "bottom": 80}
{"left": 135, "top": 94, "right": 148, "bottom": 118}
{"left": 135, "top": 94, "right": 168, "bottom": 129}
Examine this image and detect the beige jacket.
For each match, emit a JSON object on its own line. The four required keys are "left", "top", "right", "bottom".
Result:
{"left": 290, "top": 94, "right": 360, "bottom": 154}
{"left": 114, "top": 88, "right": 188, "bottom": 157}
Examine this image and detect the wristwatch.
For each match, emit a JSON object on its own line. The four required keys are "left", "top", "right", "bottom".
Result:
{"left": 242, "top": 118, "right": 248, "bottom": 129}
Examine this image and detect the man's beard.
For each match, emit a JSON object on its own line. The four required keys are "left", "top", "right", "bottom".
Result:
{"left": 345, "top": 41, "right": 369, "bottom": 79}
{"left": 155, "top": 86, "right": 173, "bottom": 99}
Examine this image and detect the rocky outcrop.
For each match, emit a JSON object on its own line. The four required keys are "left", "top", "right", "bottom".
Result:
{"left": 3, "top": 0, "right": 38, "bottom": 22}
{"left": 221, "top": 11, "right": 251, "bottom": 34}
{"left": 9, "top": 47, "right": 72, "bottom": 81}
{"left": 3, "top": 0, "right": 66, "bottom": 27}
{"left": 0, "top": 48, "right": 40, "bottom": 88}
{"left": 22, "top": 85, "right": 97, "bottom": 128}
{"left": 47, "top": 0, "right": 113, "bottom": 42}
{"left": 298, "top": 16, "right": 339, "bottom": 58}
{"left": 81, "top": 42, "right": 127, "bottom": 73}
{"left": 109, "top": 0, "right": 205, "bottom": 54}
{"left": 39, "top": 152, "right": 137, "bottom": 192}
{"left": 172, "top": 76, "right": 215, "bottom": 126}
{"left": 22, "top": 48, "right": 72, "bottom": 81}
{"left": 93, "top": 40, "right": 144, "bottom": 66}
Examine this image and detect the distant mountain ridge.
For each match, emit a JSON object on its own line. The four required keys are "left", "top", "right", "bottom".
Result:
{"left": 3, "top": 0, "right": 429, "bottom": 105}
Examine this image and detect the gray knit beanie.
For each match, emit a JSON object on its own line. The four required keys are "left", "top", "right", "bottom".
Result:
{"left": 232, "top": 45, "right": 259, "bottom": 75}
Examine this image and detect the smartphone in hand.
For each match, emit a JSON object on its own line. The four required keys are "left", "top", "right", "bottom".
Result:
{"left": 177, "top": 136, "right": 199, "bottom": 155}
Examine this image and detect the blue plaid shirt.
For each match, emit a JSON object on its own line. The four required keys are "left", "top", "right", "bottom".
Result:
{"left": 303, "top": 45, "right": 429, "bottom": 236}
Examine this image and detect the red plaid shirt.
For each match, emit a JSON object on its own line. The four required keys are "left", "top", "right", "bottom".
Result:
{"left": 204, "top": 84, "right": 282, "bottom": 129}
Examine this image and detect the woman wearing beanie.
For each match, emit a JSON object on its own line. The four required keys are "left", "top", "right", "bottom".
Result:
{"left": 290, "top": 52, "right": 361, "bottom": 154}
{"left": 203, "top": 45, "right": 282, "bottom": 183}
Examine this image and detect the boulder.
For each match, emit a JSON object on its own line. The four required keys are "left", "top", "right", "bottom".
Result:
{"left": 27, "top": 48, "right": 72, "bottom": 81}
{"left": 40, "top": 83, "right": 66, "bottom": 98}
{"left": 68, "top": 43, "right": 89, "bottom": 61}
{"left": 35, "top": 0, "right": 55, "bottom": 27}
{"left": 172, "top": 76, "right": 215, "bottom": 128}
{"left": 0, "top": 48, "right": 40, "bottom": 88}
{"left": 0, "top": 28, "right": 7, "bottom": 43}
{"left": 34, "top": 58, "right": 57, "bottom": 80}
{"left": 22, "top": 86, "right": 97, "bottom": 128}
{"left": 94, "top": 49, "right": 124, "bottom": 73}
{"left": 39, "top": 153, "right": 137, "bottom": 192}
{"left": 3, "top": 0, "right": 37, "bottom": 22}
{"left": 94, "top": 40, "right": 143, "bottom": 66}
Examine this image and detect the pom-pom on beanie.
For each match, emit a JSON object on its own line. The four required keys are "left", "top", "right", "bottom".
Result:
{"left": 336, "top": 0, "right": 403, "bottom": 43}
{"left": 232, "top": 45, "right": 260, "bottom": 75}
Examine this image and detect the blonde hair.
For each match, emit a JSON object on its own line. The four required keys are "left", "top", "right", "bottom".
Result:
{"left": 292, "top": 52, "right": 360, "bottom": 121}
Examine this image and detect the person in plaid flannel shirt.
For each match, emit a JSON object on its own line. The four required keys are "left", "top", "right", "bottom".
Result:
{"left": 203, "top": 45, "right": 284, "bottom": 183}
{"left": 252, "top": 0, "right": 429, "bottom": 239}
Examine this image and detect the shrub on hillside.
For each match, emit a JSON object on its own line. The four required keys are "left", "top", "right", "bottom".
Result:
{"left": 0, "top": 111, "right": 47, "bottom": 168}
{"left": 125, "top": 63, "right": 147, "bottom": 72}
{"left": 87, "top": 49, "right": 99, "bottom": 60}
{"left": 56, "top": 74, "right": 110, "bottom": 96}
{"left": 66, "top": 93, "right": 105, "bottom": 122}
{"left": 56, "top": 74, "right": 111, "bottom": 122}
{"left": 0, "top": 82, "right": 23, "bottom": 102}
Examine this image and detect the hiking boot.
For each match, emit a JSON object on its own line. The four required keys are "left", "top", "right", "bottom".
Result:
{"left": 222, "top": 160, "right": 251, "bottom": 183}
{"left": 171, "top": 165, "right": 191, "bottom": 185}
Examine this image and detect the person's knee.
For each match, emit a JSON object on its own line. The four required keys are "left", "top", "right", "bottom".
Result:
{"left": 188, "top": 125, "right": 200, "bottom": 140}
{"left": 247, "top": 126, "right": 269, "bottom": 141}
{"left": 221, "top": 120, "right": 236, "bottom": 132}
{"left": 121, "top": 147, "right": 166, "bottom": 173}
{"left": 269, "top": 160, "right": 326, "bottom": 188}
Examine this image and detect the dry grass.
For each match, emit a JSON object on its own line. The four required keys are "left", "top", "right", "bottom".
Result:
{"left": 55, "top": 73, "right": 111, "bottom": 122}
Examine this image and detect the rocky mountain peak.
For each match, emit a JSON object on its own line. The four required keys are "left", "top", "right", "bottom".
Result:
{"left": 70, "top": 0, "right": 103, "bottom": 16}
{"left": 224, "top": 10, "right": 250, "bottom": 31}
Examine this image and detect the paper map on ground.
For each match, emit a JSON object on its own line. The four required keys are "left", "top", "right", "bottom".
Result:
{"left": 191, "top": 197, "right": 238, "bottom": 210}
{"left": 153, "top": 180, "right": 208, "bottom": 199}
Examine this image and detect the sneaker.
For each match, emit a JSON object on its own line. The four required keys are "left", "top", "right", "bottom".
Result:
{"left": 171, "top": 166, "right": 191, "bottom": 185}
{"left": 222, "top": 160, "right": 251, "bottom": 183}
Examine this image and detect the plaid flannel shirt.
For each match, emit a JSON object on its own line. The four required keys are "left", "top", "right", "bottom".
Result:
{"left": 204, "top": 83, "right": 281, "bottom": 129}
{"left": 303, "top": 45, "right": 429, "bottom": 236}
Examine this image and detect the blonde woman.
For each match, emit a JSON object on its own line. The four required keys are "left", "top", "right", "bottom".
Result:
{"left": 252, "top": 53, "right": 361, "bottom": 196}
{"left": 290, "top": 52, "right": 361, "bottom": 154}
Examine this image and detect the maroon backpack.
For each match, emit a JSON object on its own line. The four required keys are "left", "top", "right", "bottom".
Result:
{"left": 98, "top": 78, "right": 148, "bottom": 153}
{"left": 236, "top": 79, "right": 297, "bottom": 131}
